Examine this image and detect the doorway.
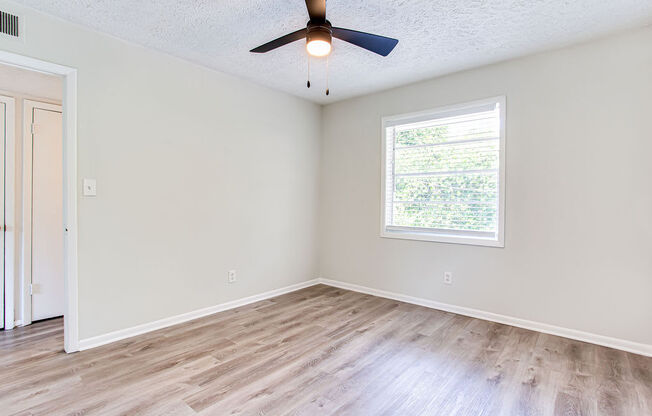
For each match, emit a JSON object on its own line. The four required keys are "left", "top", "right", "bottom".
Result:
{"left": 0, "top": 65, "right": 64, "bottom": 330}
{"left": 0, "top": 50, "right": 78, "bottom": 353}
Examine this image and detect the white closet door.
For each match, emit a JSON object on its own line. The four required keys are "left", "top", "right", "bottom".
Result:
{"left": 31, "top": 105, "right": 64, "bottom": 321}
{"left": 1, "top": 95, "right": 15, "bottom": 330}
{"left": 0, "top": 101, "right": 5, "bottom": 329}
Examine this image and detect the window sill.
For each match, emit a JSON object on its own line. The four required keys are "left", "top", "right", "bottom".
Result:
{"left": 380, "top": 228, "right": 504, "bottom": 247}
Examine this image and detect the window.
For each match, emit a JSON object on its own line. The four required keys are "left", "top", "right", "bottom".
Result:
{"left": 381, "top": 97, "right": 505, "bottom": 247}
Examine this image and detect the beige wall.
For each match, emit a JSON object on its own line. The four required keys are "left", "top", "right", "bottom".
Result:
{"left": 320, "top": 26, "right": 652, "bottom": 346}
{"left": 0, "top": 1, "right": 321, "bottom": 339}
{"left": 0, "top": 62, "right": 63, "bottom": 100}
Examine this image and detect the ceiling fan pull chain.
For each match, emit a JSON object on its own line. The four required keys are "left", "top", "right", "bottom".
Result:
{"left": 307, "top": 56, "right": 311, "bottom": 88}
{"left": 325, "top": 55, "right": 330, "bottom": 96}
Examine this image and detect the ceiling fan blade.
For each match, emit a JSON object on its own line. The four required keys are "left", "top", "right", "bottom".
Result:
{"left": 332, "top": 27, "right": 398, "bottom": 56}
{"left": 250, "top": 28, "right": 307, "bottom": 53}
{"left": 305, "top": 0, "right": 326, "bottom": 21}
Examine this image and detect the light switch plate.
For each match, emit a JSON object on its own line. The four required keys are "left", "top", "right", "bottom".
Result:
{"left": 83, "top": 178, "right": 97, "bottom": 196}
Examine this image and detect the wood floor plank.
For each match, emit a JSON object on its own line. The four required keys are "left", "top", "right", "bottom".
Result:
{"left": 0, "top": 284, "right": 650, "bottom": 415}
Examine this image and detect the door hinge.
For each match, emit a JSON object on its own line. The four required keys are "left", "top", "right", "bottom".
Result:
{"left": 29, "top": 283, "right": 33, "bottom": 295}
{"left": 31, "top": 123, "right": 39, "bottom": 135}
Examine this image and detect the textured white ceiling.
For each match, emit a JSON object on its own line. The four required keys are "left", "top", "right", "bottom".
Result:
{"left": 17, "top": 0, "right": 652, "bottom": 103}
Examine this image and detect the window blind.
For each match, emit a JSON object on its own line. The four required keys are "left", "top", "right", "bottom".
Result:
{"left": 384, "top": 101, "right": 502, "bottom": 240}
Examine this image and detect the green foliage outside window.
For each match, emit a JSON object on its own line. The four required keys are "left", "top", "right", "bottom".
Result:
{"left": 390, "top": 125, "right": 498, "bottom": 232}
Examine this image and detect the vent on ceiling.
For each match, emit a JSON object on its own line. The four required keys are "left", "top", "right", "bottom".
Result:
{"left": 0, "top": 10, "right": 20, "bottom": 38}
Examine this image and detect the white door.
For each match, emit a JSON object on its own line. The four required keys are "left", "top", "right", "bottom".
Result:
{"left": 1, "top": 95, "right": 15, "bottom": 330}
{"left": 30, "top": 104, "right": 64, "bottom": 321}
{"left": 0, "top": 100, "right": 5, "bottom": 329}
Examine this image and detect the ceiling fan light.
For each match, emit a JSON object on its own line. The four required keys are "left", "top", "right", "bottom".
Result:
{"left": 306, "top": 39, "right": 331, "bottom": 57}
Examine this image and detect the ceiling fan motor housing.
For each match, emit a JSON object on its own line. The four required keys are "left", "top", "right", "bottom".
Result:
{"left": 306, "top": 20, "right": 332, "bottom": 45}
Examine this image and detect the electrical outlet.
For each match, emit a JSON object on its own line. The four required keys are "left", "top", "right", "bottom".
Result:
{"left": 228, "top": 270, "right": 237, "bottom": 283}
{"left": 443, "top": 272, "right": 453, "bottom": 285}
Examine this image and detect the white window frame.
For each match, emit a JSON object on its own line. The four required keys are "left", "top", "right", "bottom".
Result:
{"left": 380, "top": 96, "right": 506, "bottom": 247}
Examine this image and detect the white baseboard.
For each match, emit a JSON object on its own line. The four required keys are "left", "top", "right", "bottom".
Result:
{"left": 77, "top": 277, "right": 651, "bottom": 357}
{"left": 78, "top": 279, "right": 320, "bottom": 351}
{"left": 318, "top": 278, "right": 652, "bottom": 357}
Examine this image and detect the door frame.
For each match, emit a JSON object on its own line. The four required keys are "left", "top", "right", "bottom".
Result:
{"left": 0, "top": 51, "right": 79, "bottom": 353}
{"left": 22, "top": 100, "right": 63, "bottom": 327}
{"left": 1, "top": 94, "right": 15, "bottom": 330}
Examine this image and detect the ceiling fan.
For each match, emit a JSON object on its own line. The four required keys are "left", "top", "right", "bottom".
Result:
{"left": 250, "top": 0, "right": 398, "bottom": 94}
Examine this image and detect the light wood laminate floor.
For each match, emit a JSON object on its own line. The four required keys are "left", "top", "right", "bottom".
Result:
{"left": 1, "top": 285, "right": 650, "bottom": 415}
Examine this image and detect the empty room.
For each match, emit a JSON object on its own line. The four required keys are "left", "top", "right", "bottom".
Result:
{"left": 0, "top": 0, "right": 650, "bottom": 415}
